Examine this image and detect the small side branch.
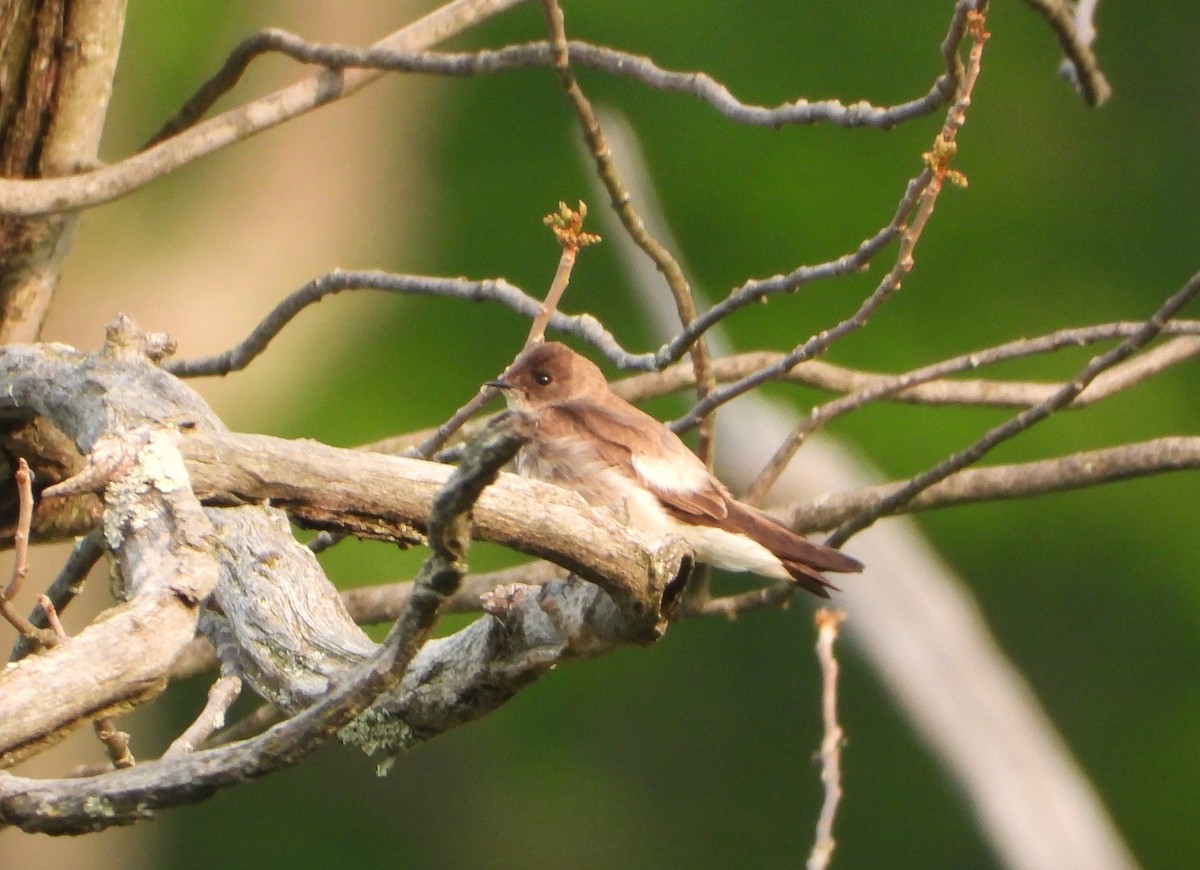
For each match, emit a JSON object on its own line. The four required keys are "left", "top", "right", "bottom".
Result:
{"left": 529, "top": 201, "right": 601, "bottom": 344}
{"left": 4, "top": 459, "right": 32, "bottom": 601}
{"left": 1, "top": 459, "right": 59, "bottom": 649}
{"left": 808, "top": 609, "right": 847, "bottom": 870}
{"left": 11, "top": 532, "right": 104, "bottom": 662}
{"left": 793, "top": 436, "right": 1200, "bottom": 533}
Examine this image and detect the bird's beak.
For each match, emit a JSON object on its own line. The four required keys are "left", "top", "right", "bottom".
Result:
{"left": 485, "top": 377, "right": 510, "bottom": 390}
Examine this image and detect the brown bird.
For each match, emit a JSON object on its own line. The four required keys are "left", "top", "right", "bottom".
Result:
{"left": 489, "top": 342, "right": 863, "bottom": 597}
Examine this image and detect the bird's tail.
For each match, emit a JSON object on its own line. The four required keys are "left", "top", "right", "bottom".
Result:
{"left": 726, "top": 501, "right": 863, "bottom": 598}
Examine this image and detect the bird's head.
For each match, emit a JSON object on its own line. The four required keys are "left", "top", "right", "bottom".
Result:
{"left": 488, "top": 341, "right": 608, "bottom": 409}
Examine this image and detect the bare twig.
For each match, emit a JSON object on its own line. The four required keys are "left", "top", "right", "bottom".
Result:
{"left": 162, "top": 270, "right": 624, "bottom": 378}
{"left": 1, "top": 459, "right": 59, "bottom": 649}
{"left": 672, "top": 2, "right": 990, "bottom": 433}
{"left": 11, "top": 531, "right": 104, "bottom": 662}
{"left": 684, "top": 582, "right": 792, "bottom": 620}
{"left": 5, "top": 459, "right": 32, "bottom": 601}
{"left": 148, "top": 29, "right": 964, "bottom": 149}
{"left": 1023, "top": 0, "right": 1111, "bottom": 106}
{"left": 164, "top": 675, "right": 244, "bottom": 758}
{"left": 808, "top": 609, "right": 847, "bottom": 870}
{"left": 541, "top": 0, "right": 717, "bottom": 460}
{"left": 529, "top": 201, "right": 601, "bottom": 345}
{"left": 36, "top": 595, "right": 66, "bottom": 639}
{"left": 410, "top": 391, "right": 497, "bottom": 460}
{"left": 0, "top": 0, "right": 988, "bottom": 221}
{"left": 794, "top": 436, "right": 1200, "bottom": 533}
{"left": 164, "top": 272, "right": 531, "bottom": 377}
{"left": 826, "top": 269, "right": 1200, "bottom": 546}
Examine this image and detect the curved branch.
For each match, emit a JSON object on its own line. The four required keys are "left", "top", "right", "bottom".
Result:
{"left": 0, "top": 0, "right": 533, "bottom": 218}
{"left": 0, "top": 0, "right": 989, "bottom": 221}
{"left": 161, "top": 270, "right": 629, "bottom": 377}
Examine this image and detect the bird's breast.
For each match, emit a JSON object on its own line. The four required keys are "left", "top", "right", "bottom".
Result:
{"left": 516, "top": 435, "right": 628, "bottom": 504}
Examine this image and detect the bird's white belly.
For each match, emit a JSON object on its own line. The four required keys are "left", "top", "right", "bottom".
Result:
{"left": 589, "top": 472, "right": 790, "bottom": 581}
{"left": 518, "top": 436, "right": 788, "bottom": 580}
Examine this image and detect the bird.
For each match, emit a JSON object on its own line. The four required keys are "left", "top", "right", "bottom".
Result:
{"left": 488, "top": 341, "right": 863, "bottom": 597}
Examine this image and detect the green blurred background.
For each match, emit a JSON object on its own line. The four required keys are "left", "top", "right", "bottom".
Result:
{"left": 13, "top": 1, "right": 1200, "bottom": 867}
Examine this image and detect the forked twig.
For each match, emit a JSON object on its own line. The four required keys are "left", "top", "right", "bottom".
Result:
{"left": 2, "top": 459, "right": 60, "bottom": 649}
{"left": 745, "top": 324, "right": 1200, "bottom": 503}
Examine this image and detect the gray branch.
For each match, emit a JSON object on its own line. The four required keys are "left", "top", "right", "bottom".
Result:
{"left": 0, "top": 320, "right": 690, "bottom": 833}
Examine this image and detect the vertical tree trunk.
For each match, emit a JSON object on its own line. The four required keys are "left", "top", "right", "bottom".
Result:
{"left": 0, "top": 0, "right": 125, "bottom": 342}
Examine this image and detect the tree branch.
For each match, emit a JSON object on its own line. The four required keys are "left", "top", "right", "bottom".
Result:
{"left": 0, "top": 0, "right": 534, "bottom": 218}
{"left": 0, "top": 412, "right": 528, "bottom": 832}
{"left": 792, "top": 436, "right": 1200, "bottom": 533}
{"left": 1022, "top": 0, "right": 1111, "bottom": 106}
{"left": 826, "top": 267, "right": 1200, "bottom": 546}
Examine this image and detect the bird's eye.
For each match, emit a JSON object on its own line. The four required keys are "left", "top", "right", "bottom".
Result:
{"left": 533, "top": 371, "right": 552, "bottom": 386}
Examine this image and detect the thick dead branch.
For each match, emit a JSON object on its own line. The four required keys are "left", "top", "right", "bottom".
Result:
{"left": 0, "top": 426, "right": 218, "bottom": 767}
{"left": 180, "top": 428, "right": 688, "bottom": 628}
{"left": 0, "top": 413, "right": 527, "bottom": 832}
{"left": 0, "top": 324, "right": 692, "bottom": 831}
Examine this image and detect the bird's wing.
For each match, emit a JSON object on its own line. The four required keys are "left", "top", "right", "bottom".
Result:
{"left": 549, "top": 400, "right": 730, "bottom": 522}
{"left": 723, "top": 500, "right": 864, "bottom": 575}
